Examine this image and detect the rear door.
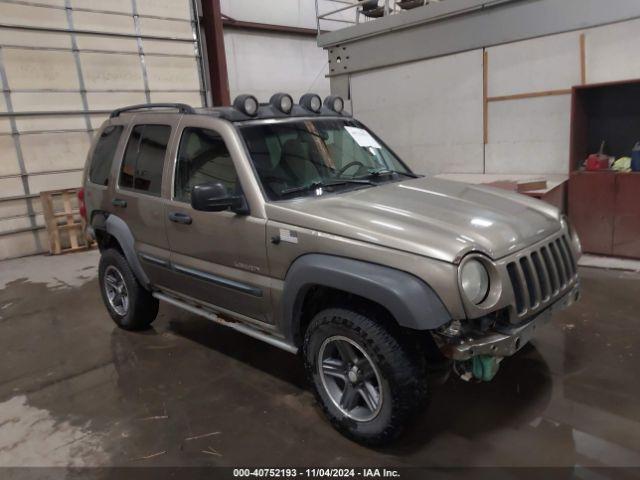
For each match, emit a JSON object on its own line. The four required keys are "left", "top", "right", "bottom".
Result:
{"left": 162, "top": 117, "right": 270, "bottom": 323}
{"left": 112, "top": 115, "right": 178, "bottom": 287}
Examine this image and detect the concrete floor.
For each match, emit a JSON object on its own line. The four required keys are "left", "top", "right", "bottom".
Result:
{"left": 1, "top": 250, "right": 640, "bottom": 469}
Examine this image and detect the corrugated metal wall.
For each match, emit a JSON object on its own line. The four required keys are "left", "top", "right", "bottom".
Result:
{"left": 0, "top": 0, "right": 207, "bottom": 260}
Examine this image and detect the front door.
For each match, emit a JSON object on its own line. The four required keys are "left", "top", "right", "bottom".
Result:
{"left": 112, "top": 118, "right": 176, "bottom": 287}
{"left": 163, "top": 122, "right": 270, "bottom": 323}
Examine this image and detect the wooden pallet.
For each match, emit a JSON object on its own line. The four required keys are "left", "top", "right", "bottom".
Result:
{"left": 40, "top": 188, "right": 94, "bottom": 255}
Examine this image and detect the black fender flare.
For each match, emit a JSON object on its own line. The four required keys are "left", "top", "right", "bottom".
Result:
{"left": 281, "top": 254, "right": 451, "bottom": 345}
{"left": 93, "top": 213, "right": 151, "bottom": 289}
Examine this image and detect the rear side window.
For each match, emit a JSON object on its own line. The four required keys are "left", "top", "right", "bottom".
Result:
{"left": 89, "top": 125, "right": 123, "bottom": 186}
{"left": 120, "top": 124, "right": 171, "bottom": 196}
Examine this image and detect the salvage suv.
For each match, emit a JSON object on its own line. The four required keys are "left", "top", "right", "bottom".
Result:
{"left": 81, "top": 93, "right": 581, "bottom": 445}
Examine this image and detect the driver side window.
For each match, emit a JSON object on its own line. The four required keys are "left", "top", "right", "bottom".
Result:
{"left": 174, "top": 127, "right": 238, "bottom": 203}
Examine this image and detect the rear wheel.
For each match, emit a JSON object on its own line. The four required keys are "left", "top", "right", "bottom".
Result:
{"left": 303, "top": 308, "right": 428, "bottom": 445}
{"left": 98, "top": 248, "right": 158, "bottom": 330}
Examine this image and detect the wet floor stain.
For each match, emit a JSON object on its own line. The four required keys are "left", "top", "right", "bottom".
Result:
{"left": 0, "top": 258, "right": 639, "bottom": 468}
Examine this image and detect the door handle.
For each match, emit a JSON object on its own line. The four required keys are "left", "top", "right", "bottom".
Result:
{"left": 168, "top": 212, "right": 192, "bottom": 225}
{"left": 111, "top": 198, "right": 127, "bottom": 208}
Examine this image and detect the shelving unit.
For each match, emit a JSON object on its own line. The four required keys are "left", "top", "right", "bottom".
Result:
{"left": 568, "top": 79, "right": 640, "bottom": 258}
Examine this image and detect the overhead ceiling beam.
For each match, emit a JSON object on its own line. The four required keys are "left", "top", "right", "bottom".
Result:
{"left": 222, "top": 17, "right": 319, "bottom": 37}
{"left": 322, "top": 0, "right": 640, "bottom": 77}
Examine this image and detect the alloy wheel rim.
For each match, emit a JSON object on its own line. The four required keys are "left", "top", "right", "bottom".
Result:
{"left": 104, "top": 265, "right": 129, "bottom": 316}
{"left": 318, "top": 335, "right": 383, "bottom": 422}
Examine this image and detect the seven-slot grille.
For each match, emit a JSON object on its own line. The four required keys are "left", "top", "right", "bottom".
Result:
{"left": 506, "top": 233, "right": 577, "bottom": 320}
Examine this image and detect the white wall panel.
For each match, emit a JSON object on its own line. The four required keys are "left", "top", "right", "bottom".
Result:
{"left": 0, "top": 178, "right": 24, "bottom": 199}
{"left": 86, "top": 92, "right": 147, "bottom": 111}
{"left": 0, "top": 213, "right": 45, "bottom": 235}
{"left": 139, "top": 18, "right": 192, "bottom": 40}
{"left": 143, "top": 40, "right": 196, "bottom": 56}
{"left": 0, "top": 96, "right": 10, "bottom": 134}
{"left": 0, "top": 29, "right": 70, "bottom": 49}
{"left": 71, "top": 0, "right": 131, "bottom": 14}
{"left": 0, "top": 3, "right": 67, "bottom": 29}
{"left": 21, "top": 132, "right": 91, "bottom": 174}
{"left": 150, "top": 91, "right": 202, "bottom": 106}
{"left": 27, "top": 170, "right": 83, "bottom": 193}
{"left": 0, "top": 229, "right": 48, "bottom": 260}
{"left": 75, "top": 35, "right": 139, "bottom": 54}
{"left": 485, "top": 31, "right": 578, "bottom": 174}
{"left": 137, "top": 0, "right": 192, "bottom": 20}
{"left": 3, "top": 49, "right": 79, "bottom": 90}
{"left": 224, "top": 30, "right": 330, "bottom": 102}
{"left": 80, "top": 53, "right": 145, "bottom": 90}
{"left": 485, "top": 95, "right": 571, "bottom": 175}
{"left": 586, "top": 18, "right": 640, "bottom": 84}
{"left": 0, "top": 198, "right": 35, "bottom": 220}
{"left": 11, "top": 92, "right": 84, "bottom": 112}
{"left": 0, "top": 136, "right": 20, "bottom": 176}
{"left": 487, "top": 31, "right": 581, "bottom": 97}
{"left": 351, "top": 50, "right": 484, "bottom": 175}
{"left": 72, "top": 11, "right": 136, "bottom": 35}
{"left": 145, "top": 56, "right": 200, "bottom": 91}
{"left": 15, "top": 115, "right": 87, "bottom": 133}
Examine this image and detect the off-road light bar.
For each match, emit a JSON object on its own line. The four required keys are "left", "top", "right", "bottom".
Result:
{"left": 270, "top": 93, "right": 293, "bottom": 114}
{"left": 233, "top": 94, "right": 259, "bottom": 116}
{"left": 324, "top": 95, "right": 344, "bottom": 113}
{"left": 299, "top": 93, "right": 322, "bottom": 113}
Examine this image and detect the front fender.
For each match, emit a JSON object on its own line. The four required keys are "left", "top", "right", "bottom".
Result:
{"left": 282, "top": 254, "right": 451, "bottom": 345}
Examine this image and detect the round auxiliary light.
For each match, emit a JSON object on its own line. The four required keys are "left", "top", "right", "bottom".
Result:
{"left": 300, "top": 93, "right": 322, "bottom": 113}
{"left": 324, "top": 95, "right": 344, "bottom": 113}
{"left": 460, "top": 259, "right": 490, "bottom": 305}
{"left": 233, "top": 94, "right": 259, "bottom": 116}
{"left": 270, "top": 92, "right": 293, "bottom": 114}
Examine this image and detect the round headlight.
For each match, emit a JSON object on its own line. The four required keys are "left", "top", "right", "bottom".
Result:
{"left": 324, "top": 95, "right": 344, "bottom": 113}
{"left": 300, "top": 93, "right": 322, "bottom": 113}
{"left": 233, "top": 94, "right": 259, "bottom": 116}
{"left": 460, "top": 259, "right": 490, "bottom": 305}
{"left": 270, "top": 92, "right": 293, "bottom": 114}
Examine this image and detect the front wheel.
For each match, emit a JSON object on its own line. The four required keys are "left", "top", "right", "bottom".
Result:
{"left": 303, "top": 308, "right": 428, "bottom": 445}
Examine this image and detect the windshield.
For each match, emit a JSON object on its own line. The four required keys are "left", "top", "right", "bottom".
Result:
{"left": 239, "top": 118, "right": 413, "bottom": 200}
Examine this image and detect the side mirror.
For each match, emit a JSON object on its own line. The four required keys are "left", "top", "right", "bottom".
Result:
{"left": 190, "top": 182, "right": 249, "bottom": 214}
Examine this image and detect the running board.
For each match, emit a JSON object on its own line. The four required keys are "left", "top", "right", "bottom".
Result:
{"left": 153, "top": 292, "right": 298, "bottom": 355}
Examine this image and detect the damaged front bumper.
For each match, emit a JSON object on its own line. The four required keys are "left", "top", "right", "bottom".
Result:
{"left": 438, "top": 284, "right": 580, "bottom": 361}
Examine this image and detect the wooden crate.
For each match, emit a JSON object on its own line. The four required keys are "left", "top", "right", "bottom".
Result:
{"left": 40, "top": 188, "right": 94, "bottom": 255}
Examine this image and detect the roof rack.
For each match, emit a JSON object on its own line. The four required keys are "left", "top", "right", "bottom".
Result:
{"left": 109, "top": 103, "right": 195, "bottom": 118}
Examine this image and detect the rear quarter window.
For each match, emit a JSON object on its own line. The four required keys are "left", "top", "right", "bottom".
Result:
{"left": 88, "top": 125, "right": 124, "bottom": 186}
{"left": 119, "top": 124, "right": 171, "bottom": 196}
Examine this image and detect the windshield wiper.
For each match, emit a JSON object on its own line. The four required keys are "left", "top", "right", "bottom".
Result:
{"left": 280, "top": 179, "right": 374, "bottom": 197}
{"left": 366, "top": 168, "right": 420, "bottom": 179}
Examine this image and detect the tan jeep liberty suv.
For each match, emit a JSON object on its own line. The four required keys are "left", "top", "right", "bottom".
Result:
{"left": 80, "top": 93, "right": 581, "bottom": 445}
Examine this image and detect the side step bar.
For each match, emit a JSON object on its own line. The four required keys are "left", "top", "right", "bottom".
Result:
{"left": 153, "top": 292, "right": 298, "bottom": 355}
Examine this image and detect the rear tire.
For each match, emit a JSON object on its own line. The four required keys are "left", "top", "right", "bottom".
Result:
{"left": 98, "top": 248, "right": 158, "bottom": 330}
{"left": 303, "top": 307, "right": 428, "bottom": 445}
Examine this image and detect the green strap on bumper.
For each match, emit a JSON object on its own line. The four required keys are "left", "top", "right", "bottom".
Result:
{"left": 472, "top": 355, "right": 501, "bottom": 382}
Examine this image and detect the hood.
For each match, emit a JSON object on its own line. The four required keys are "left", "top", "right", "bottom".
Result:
{"left": 265, "top": 177, "right": 561, "bottom": 263}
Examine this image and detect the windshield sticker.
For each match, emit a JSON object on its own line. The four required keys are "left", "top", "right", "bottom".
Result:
{"left": 344, "top": 126, "right": 381, "bottom": 149}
